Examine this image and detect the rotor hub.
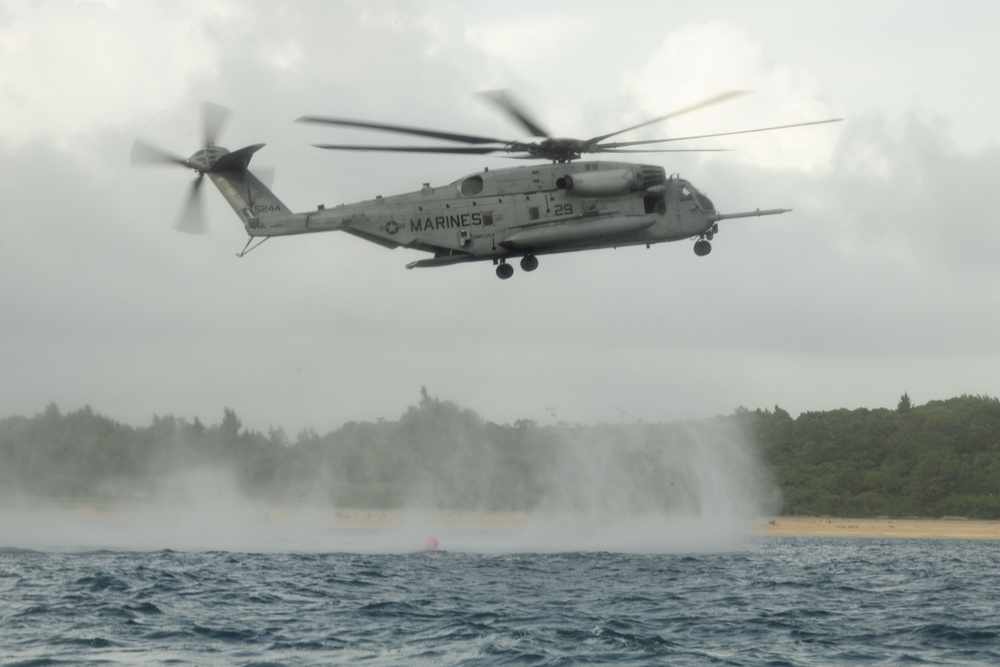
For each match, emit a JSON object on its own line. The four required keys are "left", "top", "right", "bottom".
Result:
{"left": 525, "top": 138, "right": 589, "bottom": 162}
{"left": 185, "top": 146, "right": 229, "bottom": 172}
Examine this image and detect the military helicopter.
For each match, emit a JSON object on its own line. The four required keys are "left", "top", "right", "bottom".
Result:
{"left": 131, "top": 92, "right": 840, "bottom": 279}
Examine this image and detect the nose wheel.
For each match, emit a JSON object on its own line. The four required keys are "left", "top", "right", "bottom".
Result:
{"left": 694, "top": 224, "right": 718, "bottom": 257}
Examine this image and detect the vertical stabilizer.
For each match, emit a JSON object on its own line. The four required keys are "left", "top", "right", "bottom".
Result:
{"left": 206, "top": 144, "right": 294, "bottom": 234}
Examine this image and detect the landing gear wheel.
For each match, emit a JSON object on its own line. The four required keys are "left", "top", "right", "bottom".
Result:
{"left": 520, "top": 255, "right": 539, "bottom": 272}
{"left": 496, "top": 262, "right": 514, "bottom": 279}
{"left": 694, "top": 239, "right": 712, "bottom": 256}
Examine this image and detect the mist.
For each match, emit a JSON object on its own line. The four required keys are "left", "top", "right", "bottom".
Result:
{"left": 0, "top": 396, "right": 777, "bottom": 553}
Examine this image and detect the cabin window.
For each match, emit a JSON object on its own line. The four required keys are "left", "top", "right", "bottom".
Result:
{"left": 460, "top": 176, "right": 484, "bottom": 196}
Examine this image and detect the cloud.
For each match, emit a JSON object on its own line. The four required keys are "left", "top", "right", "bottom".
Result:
{"left": 620, "top": 20, "right": 841, "bottom": 172}
{"left": 0, "top": 0, "right": 231, "bottom": 151}
{"left": 464, "top": 15, "right": 595, "bottom": 71}
{"left": 824, "top": 112, "right": 1000, "bottom": 277}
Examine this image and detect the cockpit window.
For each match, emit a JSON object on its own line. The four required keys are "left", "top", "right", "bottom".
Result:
{"left": 678, "top": 181, "right": 715, "bottom": 212}
{"left": 696, "top": 193, "right": 716, "bottom": 213}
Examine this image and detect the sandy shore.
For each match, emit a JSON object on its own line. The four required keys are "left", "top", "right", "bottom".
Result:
{"left": 5, "top": 504, "right": 1000, "bottom": 542}
{"left": 333, "top": 510, "right": 1000, "bottom": 539}
{"left": 757, "top": 517, "right": 1000, "bottom": 540}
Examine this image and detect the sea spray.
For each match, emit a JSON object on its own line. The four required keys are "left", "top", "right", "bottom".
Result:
{"left": 508, "top": 418, "right": 780, "bottom": 552}
{"left": 0, "top": 399, "right": 779, "bottom": 553}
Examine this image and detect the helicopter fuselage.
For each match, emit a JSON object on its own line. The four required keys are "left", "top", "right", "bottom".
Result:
{"left": 220, "top": 159, "right": 770, "bottom": 276}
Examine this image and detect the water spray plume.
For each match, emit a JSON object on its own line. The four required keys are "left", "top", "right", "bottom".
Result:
{"left": 0, "top": 398, "right": 777, "bottom": 554}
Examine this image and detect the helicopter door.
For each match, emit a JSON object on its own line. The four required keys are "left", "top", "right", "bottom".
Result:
{"left": 643, "top": 194, "right": 666, "bottom": 215}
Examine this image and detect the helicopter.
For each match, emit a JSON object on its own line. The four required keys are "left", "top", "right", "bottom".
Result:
{"left": 131, "top": 92, "right": 841, "bottom": 279}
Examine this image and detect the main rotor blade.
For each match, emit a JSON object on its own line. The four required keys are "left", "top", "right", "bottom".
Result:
{"left": 586, "top": 90, "right": 750, "bottom": 144}
{"left": 480, "top": 89, "right": 551, "bottom": 138}
{"left": 130, "top": 139, "right": 188, "bottom": 167}
{"left": 251, "top": 167, "right": 274, "bottom": 190}
{"left": 175, "top": 176, "right": 207, "bottom": 234}
{"left": 311, "top": 143, "right": 504, "bottom": 155}
{"left": 201, "top": 101, "right": 231, "bottom": 147}
{"left": 594, "top": 148, "right": 734, "bottom": 153}
{"left": 298, "top": 116, "right": 510, "bottom": 146}
{"left": 597, "top": 117, "right": 844, "bottom": 149}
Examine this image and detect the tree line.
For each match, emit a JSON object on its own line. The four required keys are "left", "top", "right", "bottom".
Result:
{"left": 1, "top": 389, "right": 999, "bottom": 518}
{"left": 742, "top": 393, "right": 1000, "bottom": 518}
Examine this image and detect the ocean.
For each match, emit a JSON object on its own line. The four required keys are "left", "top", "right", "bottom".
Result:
{"left": 2, "top": 529, "right": 999, "bottom": 666}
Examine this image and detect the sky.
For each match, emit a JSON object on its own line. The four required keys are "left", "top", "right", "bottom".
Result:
{"left": 2, "top": 0, "right": 999, "bottom": 435}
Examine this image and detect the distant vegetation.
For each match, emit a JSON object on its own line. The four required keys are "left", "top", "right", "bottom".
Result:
{"left": 1, "top": 389, "right": 999, "bottom": 519}
{"left": 742, "top": 394, "right": 1000, "bottom": 519}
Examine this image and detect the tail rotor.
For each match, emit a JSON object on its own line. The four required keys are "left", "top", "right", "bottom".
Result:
{"left": 176, "top": 175, "right": 208, "bottom": 235}
{"left": 130, "top": 102, "right": 233, "bottom": 234}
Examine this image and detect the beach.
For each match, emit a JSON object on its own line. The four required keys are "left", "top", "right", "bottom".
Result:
{"left": 332, "top": 510, "right": 1000, "bottom": 540}
{"left": 758, "top": 516, "right": 1000, "bottom": 540}
{"left": 4, "top": 505, "right": 1000, "bottom": 547}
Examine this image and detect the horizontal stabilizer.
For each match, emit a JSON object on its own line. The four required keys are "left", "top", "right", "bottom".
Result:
{"left": 210, "top": 144, "right": 266, "bottom": 173}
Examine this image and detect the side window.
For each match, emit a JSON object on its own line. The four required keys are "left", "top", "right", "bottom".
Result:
{"left": 460, "top": 176, "right": 484, "bottom": 196}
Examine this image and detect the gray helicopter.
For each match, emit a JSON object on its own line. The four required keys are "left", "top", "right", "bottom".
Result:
{"left": 131, "top": 92, "right": 840, "bottom": 279}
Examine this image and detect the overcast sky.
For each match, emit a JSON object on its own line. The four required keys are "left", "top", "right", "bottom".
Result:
{"left": 2, "top": 0, "right": 998, "bottom": 434}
